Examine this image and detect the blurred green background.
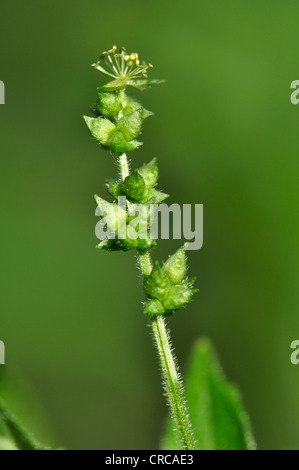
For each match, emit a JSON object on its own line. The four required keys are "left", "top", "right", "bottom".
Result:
{"left": 0, "top": 0, "right": 299, "bottom": 450}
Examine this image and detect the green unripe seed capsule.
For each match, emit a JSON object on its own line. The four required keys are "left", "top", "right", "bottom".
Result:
{"left": 116, "top": 109, "right": 144, "bottom": 141}
{"left": 162, "top": 244, "right": 188, "bottom": 284}
{"left": 98, "top": 92, "right": 122, "bottom": 118}
{"left": 123, "top": 170, "right": 146, "bottom": 201}
{"left": 139, "top": 158, "right": 159, "bottom": 188}
{"left": 108, "top": 131, "right": 142, "bottom": 153}
{"left": 145, "top": 262, "right": 170, "bottom": 301}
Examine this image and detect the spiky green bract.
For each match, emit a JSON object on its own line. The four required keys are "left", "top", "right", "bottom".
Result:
{"left": 95, "top": 195, "right": 156, "bottom": 251}
{"left": 144, "top": 245, "right": 198, "bottom": 317}
{"left": 107, "top": 158, "right": 169, "bottom": 205}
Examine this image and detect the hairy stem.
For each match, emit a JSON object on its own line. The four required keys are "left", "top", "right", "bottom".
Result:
{"left": 118, "top": 153, "right": 196, "bottom": 450}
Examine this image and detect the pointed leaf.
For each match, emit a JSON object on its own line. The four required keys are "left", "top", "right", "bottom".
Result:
{"left": 161, "top": 338, "right": 256, "bottom": 450}
{"left": 126, "top": 79, "right": 165, "bottom": 89}
{"left": 98, "top": 79, "right": 127, "bottom": 91}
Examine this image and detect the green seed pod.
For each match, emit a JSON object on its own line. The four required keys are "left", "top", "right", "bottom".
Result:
{"left": 108, "top": 131, "right": 142, "bottom": 153}
{"left": 162, "top": 244, "right": 188, "bottom": 284}
{"left": 105, "top": 179, "right": 123, "bottom": 199}
{"left": 138, "top": 158, "right": 159, "bottom": 188}
{"left": 163, "top": 283, "right": 198, "bottom": 311}
{"left": 144, "top": 299, "right": 165, "bottom": 317}
{"left": 84, "top": 116, "right": 116, "bottom": 145}
{"left": 145, "top": 262, "right": 170, "bottom": 301}
{"left": 123, "top": 170, "right": 146, "bottom": 201}
{"left": 116, "top": 109, "right": 144, "bottom": 141}
{"left": 97, "top": 92, "right": 122, "bottom": 118}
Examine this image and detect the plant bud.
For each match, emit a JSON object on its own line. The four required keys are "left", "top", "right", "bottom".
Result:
{"left": 97, "top": 92, "right": 122, "bottom": 118}
{"left": 145, "top": 262, "right": 170, "bottom": 301}
{"left": 162, "top": 244, "right": 188, "bottom": 284}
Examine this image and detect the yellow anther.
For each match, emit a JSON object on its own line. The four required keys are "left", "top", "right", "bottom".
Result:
{"left": 125, "top": 55, "right": 130, "bottom": 61}
{"left": 112, "top": 45, "right": 117, "bottom": 51}
{"left": 130, "top": 54, "right": 136, "bottom": 61}
{"left": 135, "top": 53, "right": 139, "bottom": 59}
{"left": 128, "top": 61, "right": 133, "bottom": 67}
{"left": 136, "top": 59, "right": 140, "bottom": 66}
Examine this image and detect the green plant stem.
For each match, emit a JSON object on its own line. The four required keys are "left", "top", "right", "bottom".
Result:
{"left": 117, "top": 153, "right": 196, "bottom": 450}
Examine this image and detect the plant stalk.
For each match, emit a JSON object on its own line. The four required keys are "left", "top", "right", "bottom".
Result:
{"left": 118, "top": 153, "right": 196, "bottom": 450}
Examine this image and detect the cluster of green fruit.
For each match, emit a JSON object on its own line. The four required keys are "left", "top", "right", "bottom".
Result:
{"left": 144, "top": 245, "right": 198, "bottom": 317}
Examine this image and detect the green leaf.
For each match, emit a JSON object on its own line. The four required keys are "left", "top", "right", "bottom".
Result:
{"left": 0, "top": 398, "right": 48, "bottom": 450}
{"left": 99, "top": 78, "right": 165, "bottom": 91}
{"left": 98, "top": 79, "right": 128, "bottom": 91}
{"left": 161, "top": 338, "right": 256, "bottom": 450}
{"left": 126, "top": 79, "right": 165, "bottom": 89}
